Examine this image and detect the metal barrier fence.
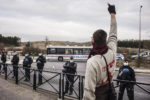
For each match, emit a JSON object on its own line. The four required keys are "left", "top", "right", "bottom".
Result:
{"left": 0, "top": 63, "right": 62, "bottom": 98}
{"left": 0, "top": 63, "right": 150, "bottom": 100}
{"left": 113, "top": 79, "right": 150, "bottom": 94}
{"left": 62, "top": 73, "right": 84, "bottom": 100}
{"left": 35, "top": 69, "right": 61, "bottom": 98}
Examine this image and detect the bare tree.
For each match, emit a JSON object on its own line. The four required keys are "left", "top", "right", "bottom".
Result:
{"left": 143, "top": 40, "right": 150, "bottom": 50}
{"left": 0, "top": 43, "right": 4, "bottom": 50}
{"left": 45, "top": 36, "right": 49, "bottom": 47}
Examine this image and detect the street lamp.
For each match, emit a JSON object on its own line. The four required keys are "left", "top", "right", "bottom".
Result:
{"left": 138, "top": 5, "right": 142, "bottom": 67}
{"left": 138, "top": 5, "right": 142, "bottom": 57}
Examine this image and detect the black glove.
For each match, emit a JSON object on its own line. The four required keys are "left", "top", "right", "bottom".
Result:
{"left": 108, "top": 3, "right": 116, "bottom": 14}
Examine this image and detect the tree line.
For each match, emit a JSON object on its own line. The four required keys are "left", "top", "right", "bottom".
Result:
{"left": 118, "top": 40, "right": 150, "bottom": 49}
{"left": 0, "top": 34, "right": 149, "bottom": 50}
{"left": 0, "top": 34, "right": 21, "bottom": 46}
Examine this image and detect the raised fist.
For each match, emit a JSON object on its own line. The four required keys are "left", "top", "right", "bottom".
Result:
{"left": 108, "top": 3, "right": 116, "bottom": 14}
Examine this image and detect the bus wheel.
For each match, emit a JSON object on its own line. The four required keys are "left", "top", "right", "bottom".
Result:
{"left": 58, "top": 57, "right": 63, "bottom": 61}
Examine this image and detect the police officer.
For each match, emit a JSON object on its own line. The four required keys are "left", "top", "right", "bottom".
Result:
{"left": 36, "top": 53, "right": 46, "bottom": 85}
{"left": 117, "top": 59, "right": 136, "bottom": 100}
{"left": 0, "top": 53, "right": 2, "bottom": 73}
{"left": 63, "top": 56, "right": 77, "bottom": 95}
{"left": 23, "top": 53, "right": 33, "bottom": 82}
{"left": 11, "top": 52, "right": 19, "bottom": 78}
{"left": 1, "top": 51, "right": 7, "bottom": 73}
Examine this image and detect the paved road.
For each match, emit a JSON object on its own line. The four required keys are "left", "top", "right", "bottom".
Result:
{"left": 2, "top": 61, "right": 150, "bottom": 100}
{"left": 0, "top": 79, "right": 32, "bottom": 100}
{"left": 0, "top": 77, "right": 58, "bottom": 100}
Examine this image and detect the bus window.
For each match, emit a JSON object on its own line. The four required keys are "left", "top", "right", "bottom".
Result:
{"left": 56, "top": 48, "right": 65, "bottom": 54}
{"left": 47, "top": 48, "right": 51, "bottom": 54}
{"left": 145, "top": 52, "right": 148, "bottom": 55}
{"left": 50, "top": 48, "right": 56, "bottom": 54}
{"left": 83, "top": 48, "right": 91, "bottom": 55}
{"left": 74, "top": 49, "right": 83, "bottom": 55}
{"left": 65, "top": 49, "right": 73, "bottom": 54}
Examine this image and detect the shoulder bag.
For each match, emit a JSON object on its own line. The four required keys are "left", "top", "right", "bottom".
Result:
{"left": 102, "top": 55, "right": 117, "bottom": 100}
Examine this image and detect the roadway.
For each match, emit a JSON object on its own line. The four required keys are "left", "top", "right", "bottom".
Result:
{"left": 3, "top": 61, "right": 150, "bottom": 100}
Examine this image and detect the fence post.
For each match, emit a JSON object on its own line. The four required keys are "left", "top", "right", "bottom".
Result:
{"left": 4, "top": 64, "right": 7, "bottom": 80}
{"left": 59, "top": 73, "right": 62, "bottom": 99}
{"left": 81, "top": 76, "right": 84, "bottom": 99}
{"left": 79, "top": 76, "right": 81, "bottom": 100}
{"left": 33, "top": 69, "right": 37, "bottom": 90}
{"left": 15, "top": 65, "right": 18, "bottom": 84}
{"left": 62, "top": 73, "right": 64, "bottom": 100}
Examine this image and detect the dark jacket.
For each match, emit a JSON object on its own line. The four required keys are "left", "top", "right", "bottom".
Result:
{"left": 11, "top": 55, "right": 19, "bottom": 65}
{"left": 63, "top": 61, "right": 77, "bottom": 74}
{"left": 117, "top": 65, "right": 136, "bottom": 84}
{"left": 1, "top": 53, "right": 7, "bottom": 63}
{"left": 36, "top": 55, "right": 46, "bottom": 67}
{"left": 23, "top": 56, "right": 33, "bottom": 67}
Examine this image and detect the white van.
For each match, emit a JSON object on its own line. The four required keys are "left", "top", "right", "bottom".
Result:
{"left": 131, "top": 51, "right": 150, "bottom": 59}
{"left": 141, "top": 51, "right": 150, "bottom": 57}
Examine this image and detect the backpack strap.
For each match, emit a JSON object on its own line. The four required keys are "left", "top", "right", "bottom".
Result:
{"left": 101, "top": 55, "right": 112, "bottom": 90}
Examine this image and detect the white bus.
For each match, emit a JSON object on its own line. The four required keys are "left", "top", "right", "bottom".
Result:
{"left": 46, "top": 45, "right": 92, "bottom": 61}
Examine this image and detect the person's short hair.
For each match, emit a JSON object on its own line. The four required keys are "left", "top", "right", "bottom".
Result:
{"left": 70, "top": 56, "right": 73, "bottom": 60}
{"left": 124, "top": 58, "right": 129, "bottom": 62}
{"left": 93, "top": 29, "right": 107, "bottom": 45}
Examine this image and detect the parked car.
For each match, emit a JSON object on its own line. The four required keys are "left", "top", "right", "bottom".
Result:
{"left": 131, "top": 51, "right": 150, "bottom": 59}
{"left": 116, "top": 53, "right": 124, "bottom": 60}
{"left": 131, "top": 55, "right": 138, "bottom": 59}
{"left": 141, "top": 51, "right": 150, "bottom": 58}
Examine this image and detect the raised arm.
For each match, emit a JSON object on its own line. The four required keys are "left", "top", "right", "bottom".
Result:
{"left": 107, "top": 4, "right": 117, "bottom": 53}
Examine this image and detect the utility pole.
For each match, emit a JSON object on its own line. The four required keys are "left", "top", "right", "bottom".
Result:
{"left": 139, "top": 5, "right": 142, "bottom": 57}
{"left": 138, "top": 5, "right": 142, "bottom": 67}
{"left": 45, "top": 36, "right": 48, "bottom": 47}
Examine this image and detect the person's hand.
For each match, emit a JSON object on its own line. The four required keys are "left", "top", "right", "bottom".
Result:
{"left": 108, "top": 3, "right": 116, "bottom": 14}
{"left": 117, "top": 82, "right": 119, "bottom": 86}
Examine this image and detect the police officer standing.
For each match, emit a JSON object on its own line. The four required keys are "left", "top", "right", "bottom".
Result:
{"left": 1, "top": 51, "right": 7, "bottom": 73}
{"left": 23, "top": 53, "right": 33, "bottom": 82}
{"left": 117, "top": 59, "right": 136, "bottom": 100}
{"left": 11, "top": 52, "right": 19, "bottom": 78}
{"left": 0, "top": 52, "right": 2, "bottom": 73}
{"left": 63, "top": 56, "right": 77, "bottom": 95}
{"left": 36, "top": 53, "right": 46, "bottom": 85}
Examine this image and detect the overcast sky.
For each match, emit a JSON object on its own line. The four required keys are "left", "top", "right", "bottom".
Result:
{"left": 0, "top": 0, "right": 149, "bottom": 42}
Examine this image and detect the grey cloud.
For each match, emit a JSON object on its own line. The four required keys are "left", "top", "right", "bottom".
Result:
{"left": 0, "top": 0, "right": 150, "bottom": 42}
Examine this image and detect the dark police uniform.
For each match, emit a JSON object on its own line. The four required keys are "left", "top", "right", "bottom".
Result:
{"left": 11, "top": 54, "right": 19, "bottom": 78}
{"left": 1, "top": 52, "right": 7, "bottom": 73}
{"left": 63, "top": 61, "right": 77, "bottom": 95}
{"left": 36, "top": 55, "right": 46, "bottom": 85}
{"left": 0, "top": 60, "right": 1, "bottom": 73}
{"left": 117, "top": 65, "right": 136, "bottom": 100}
{"left": 23, "top": 56, "right": 33, "bottom": 81}
{"left": 0, "top": 55, "right": 2, "bottom": 73}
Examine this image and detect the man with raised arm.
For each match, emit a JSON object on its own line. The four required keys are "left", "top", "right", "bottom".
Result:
{"left": 83, "top": 4, "right": 117, "bottom": 100}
